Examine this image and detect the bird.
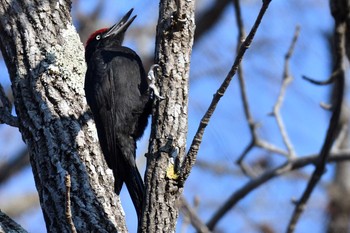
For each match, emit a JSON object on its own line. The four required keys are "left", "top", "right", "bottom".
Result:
{"left": 84, "top": 8, "right": 151, "bottom": 220}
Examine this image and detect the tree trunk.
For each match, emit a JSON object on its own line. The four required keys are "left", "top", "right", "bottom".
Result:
{"left": 141, "top": 0, "right": 195, "bottom": 232}
{"left": 0, "top": 1, "right": 126, "bottom": 232}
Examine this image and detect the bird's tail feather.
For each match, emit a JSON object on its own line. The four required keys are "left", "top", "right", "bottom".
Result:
{"left": 116, "top": 135, "right": 145, "bottom": 221}
{"left": 123, "top": 163, "right": 145, "bottom": 220}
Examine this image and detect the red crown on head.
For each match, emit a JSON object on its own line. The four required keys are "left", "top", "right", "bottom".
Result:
{"left": 85, "top": 28, "right": 109, "bottom": 47}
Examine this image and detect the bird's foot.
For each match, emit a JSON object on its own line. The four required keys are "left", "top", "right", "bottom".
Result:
{"left": 147, "top": 64, "right": 165, "bottom": 100}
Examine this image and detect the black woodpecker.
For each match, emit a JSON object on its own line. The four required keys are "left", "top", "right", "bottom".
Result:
{"left": 84, "top": 8, "right": 151, "bottom": 220}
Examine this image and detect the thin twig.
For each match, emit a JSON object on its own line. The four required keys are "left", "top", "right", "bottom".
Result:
{"left": 234, "top": 0, "right": 252, "bottom": 131}
{"left": 179, "top": 196, "right": 212, "bottom": 233}
{"left": 233, "top": 0, "right": 292, "bottom": 173}
{"left": 320, "top": 102, "right": 333, "bottom": 111}
{"left": 237, "top": 137, "right": 290, "bottom": 177}
{"left": 256, "top": 139, "right": 289, "bottom": 156}
{"left": 180, "top": 0, "right": 272, "bottom": 185}
{"left": 0, "top": 84, "right": 11, "bottom": 110}
{"left": 237, "top": 25, "right": 301, "bottom": 172}
{"left": 0, "top": 83, "right": 18, "bottom": 127}
{"left": 270, "top": 26, "right": 300, "bottom": 158}
{"left": 286, "top": 20, "right": 346, "bottom": 233}
{"left": 237, "top": 138, "right": 289, "bottom": 177}
{"left": 233, "top": 0, "right": 260, "bottom": 173}
{"left": 65, "top": 173, "right": 77, "bottom": 233}
{"left": 206, "top": 151, "right": 350, "bottom": 230}
{"left": 302, "top": 69, "right": 340, "bottom": 85}
{"left": 236, "top": 138, "right": 288, "bottom": 178}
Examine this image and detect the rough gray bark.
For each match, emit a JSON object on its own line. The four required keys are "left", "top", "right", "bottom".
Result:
{"left": 0, "top": 1, "right": 127, "bottom": 232}
{"left": 141, "top": 0, "right": 195, "bottom": 232}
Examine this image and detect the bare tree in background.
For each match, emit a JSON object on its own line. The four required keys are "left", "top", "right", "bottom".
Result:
{"left": 1, "top": 0, "right": 350, "bottom": 233}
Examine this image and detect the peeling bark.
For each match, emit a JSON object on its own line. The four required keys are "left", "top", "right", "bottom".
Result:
{"left": 0, "top": 1, "right": 126, "bottom": 232}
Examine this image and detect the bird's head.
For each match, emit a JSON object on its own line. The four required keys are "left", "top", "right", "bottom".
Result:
{"left": 85, "top": 8, "right": 136, "bottom": 63}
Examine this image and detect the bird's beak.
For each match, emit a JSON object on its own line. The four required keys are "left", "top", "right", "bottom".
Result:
{"left": 104, "top": 8, "right": 137, "bottom": 38}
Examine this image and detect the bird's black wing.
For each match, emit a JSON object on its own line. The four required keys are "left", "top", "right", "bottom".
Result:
{"left": 84, "top": 46, "right": 148, "bottom": 218}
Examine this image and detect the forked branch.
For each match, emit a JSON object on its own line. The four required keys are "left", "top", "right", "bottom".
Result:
{"left": 180, "top": 0, "right": 272, "bottom": 185}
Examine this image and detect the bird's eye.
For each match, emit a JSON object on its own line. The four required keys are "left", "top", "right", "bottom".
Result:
{"left": 96, "top": 35, "right": 101, "bottom": 40}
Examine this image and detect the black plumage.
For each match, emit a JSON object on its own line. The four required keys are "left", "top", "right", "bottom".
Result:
{"left": 84, "top": 9, "right": 151, "bottom": 220}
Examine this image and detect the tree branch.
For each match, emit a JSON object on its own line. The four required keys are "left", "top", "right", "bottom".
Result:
{"left": 180, "top": 196, "right": 211, "bottom": 233}
{"left": 286, "top": 8, "right": 346, "bottom": 231}
{"left": 181, "top": 0, "right": 272, "bottom": 184}
{"left": 0, "top": 210, "right": 28, "bottom": 233}
{"left": 270, "top": 26, "right": 300, "bottom": 158}
{"left": 207, "top": 151, "right": 350, "bottom": 230}
{"left": 141, "top": 0, "right": 195, "bottom": 232}
{"left": 0, "top": 83, "right": 18, "bottom": 127}
{"left": 233, "top": 0, "right": 262, "bottom": 176}
{"left": 232, "top": 0, "right": 290, "bottom": 176}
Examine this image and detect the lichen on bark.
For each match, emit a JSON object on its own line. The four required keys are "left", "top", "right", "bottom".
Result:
{"left": 0, "top": 1, "right": 127, "bottom": 232}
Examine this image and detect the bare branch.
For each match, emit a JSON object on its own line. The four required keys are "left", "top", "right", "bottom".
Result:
{"left": 270, "top": 26, "right": 301, "bottom": 158}
{"left": 180, "top": 196, "right": 211, "bottom": 233}
{"left": 0, "top": 210, "right": 28, "bottom": 233}
{"left": 232, "top": 0, "right": 293, "bottom": 174}
{"left": 0, "top": 83, "right": 18, "bottom": 127}
{"left": 207, "top": 151, "right": 350, "bottom": 230}
{"left": 233, "top": 0, "right": 261, "bottom": 174}
{"left": 256, "top": 139, "right": 289, "bottom": 156}
{"left": 181, "top": 0, "right": 272, "bottom": 184}
{"left": 233, "top": 0, "right": 252, "bottom": 134}
{"left": 237, "top": 137, "right": 290, "bottom": 177}
{"left": 0, "top": 84, "right": 11, "bottom": 110}
{"left": 236, "top": 142, "right": 256, "bottom": 176}
{"left": 238, "top": 26, "right": 300, "bottom": 173}
{"left": 286, "top": 15, "right": 346, "bottom": 233}
{"left": 320, "top": 102, "right": 333, "bottom": 110}
{"left": 302, "top": 71, "right": 338, "bottom": 85}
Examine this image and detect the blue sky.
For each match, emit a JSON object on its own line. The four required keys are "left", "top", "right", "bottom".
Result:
{"left": 0, "top": 0, "right": 339, "bottom": 232}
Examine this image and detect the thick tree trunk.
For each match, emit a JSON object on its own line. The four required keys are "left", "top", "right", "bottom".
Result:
{"left": 141, "top": 0, "right": 195, "bottom": 232}
{"left": 0, "top": 1, "right": 127, "bottom": 232}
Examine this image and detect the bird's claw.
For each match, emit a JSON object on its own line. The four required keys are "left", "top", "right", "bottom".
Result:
{"left": 147, "top": 64, "right": 165, "bottom": 100}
